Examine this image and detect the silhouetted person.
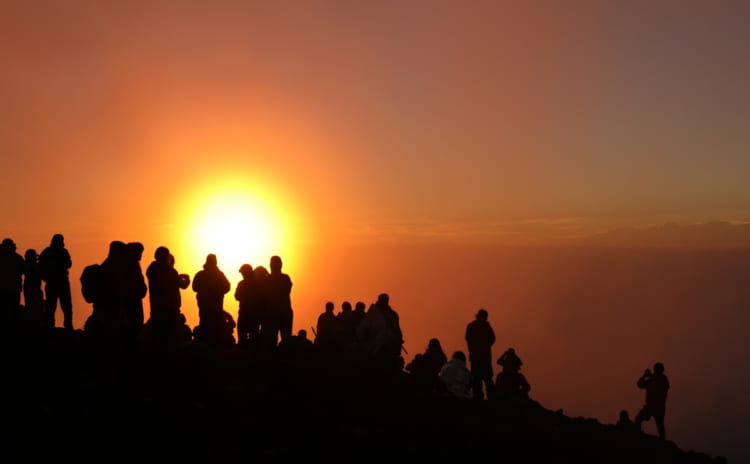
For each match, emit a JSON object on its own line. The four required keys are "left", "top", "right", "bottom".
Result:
{"left": 192, "top": 253, "right": 232, "bottom": 349}
{"left": 0, "top": 238, "right": 25, "bottom": 328}
{"left": 266, "top": 255, "right": 293, "bottom": 347}
{"left": 23, "top": 248, "right": 45, "bottom": 328}
{"left": 437, "top": 350, "right": 473, "bottom": 400}
{"left": 634, "top": 362, "right": 670, "bottom": 440}
{"left": 85, "top": 240, "right": 130, "bottom": 349}
{"left": 250, "top": 265, "right": 273, "bottom": 353}
{"left": 144, "top": 246, "right": 191, "bottom": 354}
{"left": 38, "top": 233, "right": 73, "bottom": 330}
{"left": 616, "top": 409, "right": 638, "bottom": 433}
{"left": 335, "top": 301, "right": 358, "bottom": 350}
{"left": 278, "top": 328, "right": 315, "bottom": 363}
{"left": 405, "top": 337, "right": 448, "bottom": 395}
{"left": 124, "top": 242, "right": 147, "bottom": 332}
{"left": 465, "top": 308, "right": 496, "bottom": 400}
{"left": 356, "top": 293, "right": 404, "bottom": 373}
{"left": 352, "top": 300, "right": 366, "bottom": 327}
{"left": 235, "top": 263, "right": 264, "bottom": 350}
{"left": 495, "top": 347, "right": 530, "bottom": 400}
{"left": 293, "top": 328, "right": 314, "bottom": 354}
{"left": 315, "top": 301, "right": 339, "bottom": 358}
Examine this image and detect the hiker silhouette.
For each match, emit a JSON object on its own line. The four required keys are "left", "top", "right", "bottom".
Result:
{"left": 0, "top": 238, "right": 25, "bottom": 329}
{"left": 356, "top": 293, "right": 404, "bottom": 374}
{"left": 405, "top": 337, "right": 448, "bottom": 396}
{"left": 192, "top": 253, "right": 233, "bottom": 350}
{"left": 235, "top": 263, "right": 265, "bottom": 351}
{"left": 144, "top": 246, "right": 192, "bottom": 355}
{"left": 465, "top": 308, "right": 496, "bottom": 400}
{"left": 495, "top": 347, "right": 531, "bottom": 399}
{"left": 38, "top": 233, "right": 73, "bottom": 330}
{"left": 22, "top": 248, "right": 45, "bottom": 328}
{"left": 266, "top": 255, "right": 294, "bottom": 347}
{"left": 635, "top": 362, "right": 670, "bottom": 440}
{"left": 438, "top": 350, "right": 473, "bottom": 400}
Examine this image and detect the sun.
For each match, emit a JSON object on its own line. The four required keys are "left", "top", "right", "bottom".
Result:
{"left": 173, "top": 176, "right": 300, "bottom": 294}
{"left": 192, "top": 197, "right": 278, "bottom": 270}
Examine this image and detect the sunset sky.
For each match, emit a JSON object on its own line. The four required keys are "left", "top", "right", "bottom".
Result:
{"left": 2, "top": 2, "right": 749, "bottom": 461}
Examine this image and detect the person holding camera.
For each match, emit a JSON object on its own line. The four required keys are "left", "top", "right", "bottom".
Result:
{"left": 635, "top": 362, "right": 670, "bottom": 440}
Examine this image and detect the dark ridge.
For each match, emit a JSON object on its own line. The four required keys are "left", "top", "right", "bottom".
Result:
{"left": 0, "top": 327, "right": 727, "bottom": 464}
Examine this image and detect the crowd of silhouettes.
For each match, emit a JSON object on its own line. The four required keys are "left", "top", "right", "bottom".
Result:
{"left": 0, "top": 234, "right": 674, "bottom": 444}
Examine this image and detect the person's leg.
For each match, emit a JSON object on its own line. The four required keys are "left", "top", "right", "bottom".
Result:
{"left": 484, "top": 373, "right": 496, "bottom": 400}
{"left": 471, "top": 367, "right": 484, "bottom": 400}
{"left": 44, "top": 282, "right": 60, "bottom": 328}
{"left": 654, "top": 409, "right": 666, "bottom": 440}
{"left": 59, "top": 280, "right": 73, "bottom": 330}
{"left": 634, "top": 405, "right": 651, "bottom": 431}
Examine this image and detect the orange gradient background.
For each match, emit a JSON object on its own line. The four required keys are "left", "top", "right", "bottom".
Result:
{"left": 2, "top": 3, "right": 749, "bottom": 462}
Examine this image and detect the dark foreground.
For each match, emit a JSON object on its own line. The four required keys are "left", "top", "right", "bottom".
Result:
{"left": 0, "top": 328, "right": 728, "bottom": 464}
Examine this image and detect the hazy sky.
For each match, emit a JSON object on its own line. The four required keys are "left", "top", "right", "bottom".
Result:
{"left": 2, "top": 2, "right": 750, "bottom": 461}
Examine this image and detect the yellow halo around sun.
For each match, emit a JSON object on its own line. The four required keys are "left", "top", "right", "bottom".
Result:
{"left": 173, "top": 177, "right": 300, "bottom": 296}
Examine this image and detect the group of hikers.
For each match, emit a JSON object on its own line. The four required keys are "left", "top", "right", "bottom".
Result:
{"left": 0, "top": 233, "right": 670, "bottom": 441}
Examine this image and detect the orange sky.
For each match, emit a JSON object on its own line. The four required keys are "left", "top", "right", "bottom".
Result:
{"left": 2, "top": 2, "right": 750, "bottom": 461}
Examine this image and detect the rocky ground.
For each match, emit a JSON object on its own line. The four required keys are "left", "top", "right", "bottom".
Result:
{"left": 0, "top": 329, "right": 729, "bottom": 463}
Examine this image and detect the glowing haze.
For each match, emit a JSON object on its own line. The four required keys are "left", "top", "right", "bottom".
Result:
{"left": 2, "top": 2, "right": 749, "bottom": 462}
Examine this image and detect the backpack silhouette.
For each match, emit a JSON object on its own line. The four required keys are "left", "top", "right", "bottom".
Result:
{"left": 80, "top": 263, "right": 103, "bottom": 304}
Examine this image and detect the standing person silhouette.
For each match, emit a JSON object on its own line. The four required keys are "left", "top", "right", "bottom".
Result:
{"left": 38, "top": 234, "right": 73, "bottom": 330}
{"left": 266, "top": 255, "right": 293, "bottom": 347}
{"left": 356, "top": 293, "right": 404, "bottom": 374}
{"left": 0, "top": 238, "right": 25, "bottom": 329}
{"left": 465, "top": 308, "right": 496, "bottom": 400}
{"left": 145, "top": 246, "right": 191, "bottom": 354}
{"left": 23, "top": 249, "right": 45, "bottom": 327}
{"left": 635, "top": 362, "right": 670, "bottom": 440}
{"left": 124, "top": 242, "right": 147, "bottom": 332}
{"left": 235, "top": 263, "right": 268, "bottom": 351}
{"left": 192, "top": 253, "right": 231, "bottom": 349}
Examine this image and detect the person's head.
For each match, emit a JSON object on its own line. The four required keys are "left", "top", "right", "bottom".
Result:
{"left": 653, "top": 362, "right": 665, "bottom": 375}
{"left": 204, "top": 253, "right": 218, "bottom": 268}
{"left": 2, "top": 238, "right": 17, "bottom": 252}
{"left": 619, "top": 410, "right": 630, "bottom": 420}
{"left": 51, "top": 233, "right": 64, "bottom": 247}
{"left": 377, "top": 293, "right": 389, "bottom": 306}
{"left": 428, "top": 338, "right": 442, "bottom": 351}
{"left": 253, "top": 265, "right": 269, "bottom": 278}
{"left": 108, "top": 240, "right": 127, "bottom": 260}
{"left": 270, "top": 255, "right": 282, "bottom": 273}
{"left": 24, "top": 249, "right": 37, "bottom": 262}
{"left": 342, "top": 301, "right": 352, "bottom": 312}
{"left": 154, "top": 246, "right": 170, "bottom": 262}
{"left": 325, "top": 301, "right": 334, "bottom": 312}
{"left": 355, "top": 301, "right": 366, "bottom": 312}
{"left": 452, "top": 350, "right": 466, "bottom": 363}
{"left": 476, "top": 308, "right": 488, "bottom": 321}
{"left": 239, "top": 263, "right": 253, "bottom": 278}
{"left": 127, "top": 242, "right": 144, "bottom": 260}
{"left": 298, "top": 329, "right": 307, "bottom": 339}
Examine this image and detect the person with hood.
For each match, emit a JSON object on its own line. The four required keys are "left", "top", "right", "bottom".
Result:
{"left": 356, "top": 293, "right": 404, "bottom": 372}
{"left": 437, "top": 350, "right": 473, "bottom": 400}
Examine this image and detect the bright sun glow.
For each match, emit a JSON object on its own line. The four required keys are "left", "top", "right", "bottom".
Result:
{"left": 173, "top": 176, "right": 302, "bottom": 313}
